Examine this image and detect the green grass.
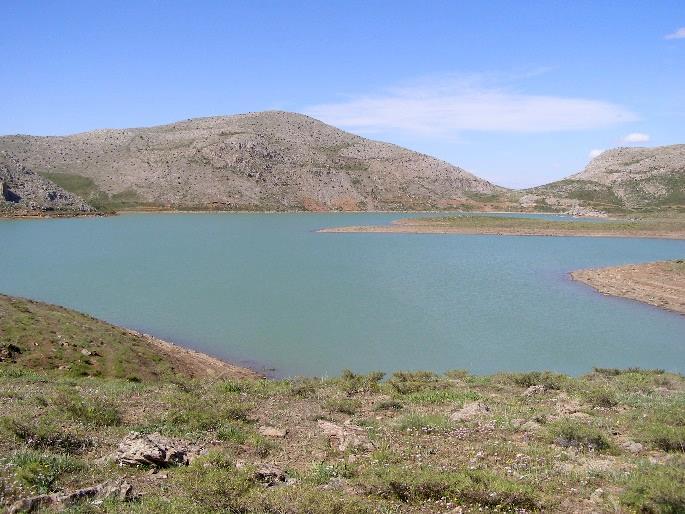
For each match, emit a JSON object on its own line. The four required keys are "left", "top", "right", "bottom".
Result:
{"left": 6, "top": 450, "right": 83, "bottom": 494}
{"left": 621, "top": 462, "right": 685, "bottom": 513}
{"left": 363, "top": 466, "right": 539, "bottom": 509}
{"left": 0, "top": 294, "right": 179, "bottom": 381}
{"left": 547, "top": 419, "right": 614, "bottom": 452}
{"left": 39, "top": 172, "right": 148, "bottom": 211}
{"left": 55, "top": 390, "right": 121, "bottom": 427}
{"left": 395, "top": 413, "right": 452, "bottom": 432}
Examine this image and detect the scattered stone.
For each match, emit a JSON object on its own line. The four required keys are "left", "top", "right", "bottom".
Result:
{"left": 112, "top": 432, "right": 203, "bottom": 467}
{"left": 7, "top": 479, "right": 132, "bottom": 513}
{"left": 569, "top": 411, "right": 592, "bottom": 420}
{"left": 522, "top": 384, "right": 546, "bottom": 397}
{"left": 554, "top": 395, "right": 582, "bottom": 416}
{"left": 80, "top": 348, "right": 92, "bottom": 356}
{"left": 317, "top": 419, "right": 374, "bottom": 452}
{"left": 258, "top": 425, "right": 287, "bottom": 438}
{"left": 449, "top": 401, "right": 491, "bottom": 422}
{"left": 589, "top": 487, "right": 605, "bottom": 503}
{"left": 254, "top": 464, "right": 288, "bottom": 486}
{"left": 0, "top": 343, "right": 22, "bottom": 362}
{"left": 621, "top": 441, "right": 644, "bottom": 454}
{"left": 521, "top": 420, "right": 542, "bottom": 432}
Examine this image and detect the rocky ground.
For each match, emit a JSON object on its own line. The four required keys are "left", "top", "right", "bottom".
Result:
{"left": 0, "top": 153, "right": 93, "bottom": 216}
{"left": 572, "top": 260, "right": 685, "bottom": 315}
{"left": 1, "top": 295, "right": 684, "bottom": 513}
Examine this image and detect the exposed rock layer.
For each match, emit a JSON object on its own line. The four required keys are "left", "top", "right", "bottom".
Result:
{"left": 0, "top": 151, "right": 93, "bottom": 214}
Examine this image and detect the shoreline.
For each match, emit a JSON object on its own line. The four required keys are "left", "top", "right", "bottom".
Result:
{"left": 123, "top": 328, "right": 264, "bottom": 380}
{"left": 318, "top": 216, "right": 685, "bottom": 240}
{"left": 318, "top": 224, "right": 685, "bottom": 239}
{"left": 0, "top": 293, "right": 262, "bottom": 380}
{"left": 571, "top": 260, "right": 685, "bottom": 316}
{"left": 0, "top": 207, "right": 596, "bottom": 221}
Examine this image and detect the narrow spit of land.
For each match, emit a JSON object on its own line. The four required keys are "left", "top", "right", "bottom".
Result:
{"left": 572, "top": 260, "right": 685, "bottom": 315}
{"left": 319, "top": 215, "right": 685, "bottom": 239}
{"left": 1, "top": 294, "right": 684, "bottom": 512}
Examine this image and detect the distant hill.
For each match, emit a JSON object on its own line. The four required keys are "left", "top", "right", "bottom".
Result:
{"left": 0, "top": 151, "right": 93, "bottom": 214}
{"left": 525, "top": 145, "right": 685, "bottom": 213}
{"left": 0, "top": 111, "right": 502, "bottom": 212}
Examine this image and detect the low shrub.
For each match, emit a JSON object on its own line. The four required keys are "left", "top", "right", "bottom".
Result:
{"left": 395, "top": 413, "right": 452, "bottom": 432}
{"left": 324, "top": 398, "right": 360, "bottom": 415}
{"left": 621, "top": 463, "right": 685, "bottom": 513}
{"left": 54, "top": 391, "right": 120, "bottom": 427}
{"left": 580, "top": 387, "right": 619, "bottom": 408}
{"left": 548, "top": 419, "right": 613, "bottom": 452}
{"left": 364, "top": 466, "right": 539, "bottom": 509}
{"left": 7, "top": 450, "right": 82, "bottom": 493}
{"left": 336, "top": 369, "right": 384, "bottom": 394}
{"left": 388, "top": 371, "right": 441, "bottom": 394}
{"left": 373, "top": 399, "right": 403, "bottom": 411}
{"left": 501, "top": 371, "right": 569, "bottom": 390}
{"left": 0, "top": 417, "right": 90, "bottom": 454}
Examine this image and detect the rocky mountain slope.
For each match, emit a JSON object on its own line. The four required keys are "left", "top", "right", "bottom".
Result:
{"left": 0, "top": 152, "right": 93, "bottom": 214}
{"left": 0, "top": 111, "right": 501, "bottom": 212}
{"left": 524, "top": 145, "right": 685, "bottom": 212}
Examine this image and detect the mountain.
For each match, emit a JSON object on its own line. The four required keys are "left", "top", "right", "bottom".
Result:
{"left": 525, "top": 145, "right": 685, "bottom": 213}
{"left": 0, "top": 111, "right": 502, "bottom": 212}
{"left": 0, "top": 151, "right": 93, "bottom": 214}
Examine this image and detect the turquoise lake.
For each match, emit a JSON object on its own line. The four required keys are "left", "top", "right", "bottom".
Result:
{"left": 1, "top": 212, "right": 684, "bottom": 377}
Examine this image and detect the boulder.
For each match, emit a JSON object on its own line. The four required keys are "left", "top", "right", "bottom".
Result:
{"left": 522, "top": 384, "right": 546, "bottom": 397}
{"left": 317, "top": 419, "right": 374, "bottom": 452}
{"left": 112, "top": 432, "right": 203, "bottom": 467}
{"left": 449, "top": 401, "right": 491, "bottom": 422}
{"left": 258, "top": 425, "right": 287, "bottom": 438}
{"left": 254, "top": 464, "right": 289, "bottom": 486}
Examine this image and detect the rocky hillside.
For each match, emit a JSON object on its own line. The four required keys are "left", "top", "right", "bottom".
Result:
{"left": 0, "top": 152, "right": 93, "bottom": 215}
{"left": 0, "top": 111, "right": 501, "bottom": 212}
{"left": 525, "top": 145, "right": 685, "bottom": 212}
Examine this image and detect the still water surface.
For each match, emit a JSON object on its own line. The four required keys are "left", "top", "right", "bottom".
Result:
{"left": 2, "top": 212, "right": 684, "bottom": 376}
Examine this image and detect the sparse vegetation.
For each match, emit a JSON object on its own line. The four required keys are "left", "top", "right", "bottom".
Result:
{"left": 1, "top": 296, "right": 685, "bottom": 512}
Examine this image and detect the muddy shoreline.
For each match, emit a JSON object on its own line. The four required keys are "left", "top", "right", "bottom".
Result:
{"left": 571, "top": 261, "right": 685, "bottom": 315}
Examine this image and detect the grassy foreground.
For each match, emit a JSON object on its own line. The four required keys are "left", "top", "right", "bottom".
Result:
{"left": 1, "top": 298, "right": 685, "bottom": 512}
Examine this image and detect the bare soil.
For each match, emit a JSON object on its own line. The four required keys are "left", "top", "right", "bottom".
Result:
{"left": 571, "top": 260, "right": 685, "bottom": 315}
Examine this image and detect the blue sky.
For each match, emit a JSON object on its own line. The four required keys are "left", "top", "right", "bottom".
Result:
{"left": 1, "top": 1, "right": 683, "bottom": 187}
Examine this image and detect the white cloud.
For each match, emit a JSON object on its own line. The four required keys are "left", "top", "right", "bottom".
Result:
{"left": 622, "top": 132, "right": 650, "bottom": 143}
{"left": 665, "top": 27, "right": 685, "bottom": 39}
{"left": 589, "top": 149, "right": 604, "bottom": 159}
{"left": 305, "top": 74, "right": 637, "bottom": 136}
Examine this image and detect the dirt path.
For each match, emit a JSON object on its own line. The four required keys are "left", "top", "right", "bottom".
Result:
{"left": 571, "top": 260, "right": 685, "bottom": 315}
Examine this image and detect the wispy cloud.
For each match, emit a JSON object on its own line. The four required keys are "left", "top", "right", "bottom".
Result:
{"left": 305, "top": 74, "right": 637, "bottom": 136}
{"left": 665, "top": 27, "right": 685, "bottom": 40}
{"left": 622, "top": 132, "right": 650, "bottom": 143}
{"left": 588, "top": 149, "right": 605, "bottom": 159}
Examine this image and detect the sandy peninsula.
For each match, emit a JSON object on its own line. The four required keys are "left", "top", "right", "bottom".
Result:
{"left": 571, "top": 260, "right": 685, "bottom": 315}
{"left": 319, "top": 215, "right": 685, "bottom": 239}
